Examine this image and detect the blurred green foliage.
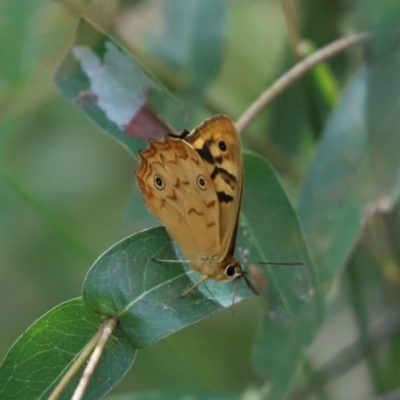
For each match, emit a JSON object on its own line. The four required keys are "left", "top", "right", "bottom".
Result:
{"left": 1, "top": 0, "right": 400, "bottom": 399}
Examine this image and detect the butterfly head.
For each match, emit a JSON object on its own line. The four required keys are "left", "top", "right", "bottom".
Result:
{"left": 223, "top": 262, "right": 244, "bottom": 280}
{"left": 223, "top": 261, "right": 259, "bottom": 295}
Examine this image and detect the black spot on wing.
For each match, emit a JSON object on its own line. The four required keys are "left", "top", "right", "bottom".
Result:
{"left": 215, "top": 156, "right": 223, "bottom": 164}
{"left": 217, "top": 191, "right": 234, "bottom": 203}
{"left": 218, "top": 141, "right": 227, "bottom": 151}
{"left": 195, "top": 143, "right": 215, "bottom": 164}
{"left": 210, "top": 166, "right": 237, "bottom": 183}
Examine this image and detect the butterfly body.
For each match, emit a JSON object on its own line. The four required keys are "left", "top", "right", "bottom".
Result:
{"left": 136, "top": 115, "right": 248, "bottom": 290}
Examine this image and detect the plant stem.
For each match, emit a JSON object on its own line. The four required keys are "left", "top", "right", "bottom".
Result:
{"left": 72, "top": 317, "right": 118, "bottom": 400}
{"left": 236, "top": 32, "right": 370, "bottom": 132}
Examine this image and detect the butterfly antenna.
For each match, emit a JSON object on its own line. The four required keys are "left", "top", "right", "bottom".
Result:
{"left": 167, "top": 129, "right": 190, "bottom": 139}
{"left": 242, "top": 261, "right": 304, "bottom": 266}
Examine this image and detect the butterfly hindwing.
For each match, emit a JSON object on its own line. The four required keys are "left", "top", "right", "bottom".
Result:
{"left": 136, "top": 137, "right": 221, "bottom": 270}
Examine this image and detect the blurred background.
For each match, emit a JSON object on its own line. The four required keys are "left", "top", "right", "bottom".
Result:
{"left": 1, "top": 0, "right": 400, "bottom": 398}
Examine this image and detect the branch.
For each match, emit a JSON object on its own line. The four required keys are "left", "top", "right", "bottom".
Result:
{"left": 236, "top": 32, "right": 370, "bottom": 132}
{"left": 72, "top": 317, "right": 118, "bottom": 400}
{"left": 288, "top": 307, "right": 400, "bottom": 400}
{"left": 367, "top": 388, "right": 400, "bottom": 400}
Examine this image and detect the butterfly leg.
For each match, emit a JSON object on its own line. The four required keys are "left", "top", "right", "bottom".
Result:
{"left": 151, "top": 257, "right": 191, "bottom": 264}
{"left": 179, "top": 275, "right": 209, "bottom": 298}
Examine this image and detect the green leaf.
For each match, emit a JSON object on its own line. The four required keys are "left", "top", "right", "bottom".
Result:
{"left": 242, "top": 153, "right": 321, "bottom": 399}
{"left": 150, "top": 0, "right": 226, "bottom": 87}
{"left": 54, "top": 18, "right": 184, "bottom": 155}
{"left": 297, "top": 50, "right": 400, "bottom": 286}
{"left": 148, "top": 0, "right": 226, "bottom": 123}
{"left": 241, "top": 153, "right": 318, "bottom": 317}
{"left": 0, "top": 298, "right": 135, "bottom": 400}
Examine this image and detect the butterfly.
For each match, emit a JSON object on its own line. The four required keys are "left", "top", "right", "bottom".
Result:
{"left": 136, "top": 115, "right": 299, "bottom": 297}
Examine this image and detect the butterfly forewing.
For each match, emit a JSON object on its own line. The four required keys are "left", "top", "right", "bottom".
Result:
{"left": 184, "top": 116, "right": 243, "bottom": 261}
